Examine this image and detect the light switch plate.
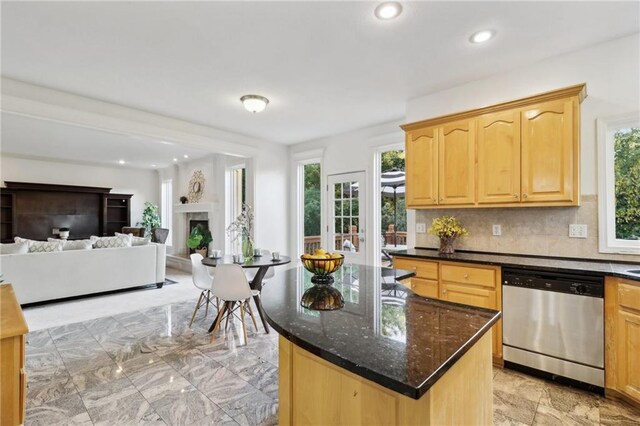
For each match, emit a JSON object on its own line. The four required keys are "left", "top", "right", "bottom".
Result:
{"left": 52, "top": 228, "right": 60, "bottom": 235}
{"left": 416, "top": 223, "right": 426, "bottom": 233}
{"left": 492, "top": 225, "right": 502, "bottom": 236}
{"left": 569, "top": 224, "right": 588, "bottom": 238}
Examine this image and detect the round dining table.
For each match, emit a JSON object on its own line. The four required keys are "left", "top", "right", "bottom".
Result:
{"left": 201, "top": 254, "right": 291, "bottom": 334}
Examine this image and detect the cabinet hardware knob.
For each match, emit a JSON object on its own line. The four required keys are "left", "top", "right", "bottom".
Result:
{"left": 464, "top": 274, "right": 469, "bottom": 279}
{"left": 439, "top": 198, "right": 444, "bottom": 201}
{"left": 513, "top": 194, "right": 519, "bottom": 198}
{"left": 412, "top": 284, "right": 415, "bottom": 288}
{"left": 523, "top": 193, "right": 528, "bottom": 198}
{"left": 443, "top": 290, "right": 447, "bottom": 294}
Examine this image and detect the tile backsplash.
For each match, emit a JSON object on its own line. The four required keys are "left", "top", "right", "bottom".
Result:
{"left": 414, "top": 195, "right": 639, "bottom": 262}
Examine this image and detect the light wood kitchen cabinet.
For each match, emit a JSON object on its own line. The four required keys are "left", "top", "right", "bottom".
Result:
{"left": 520, "top": 98, "right": 578, "bottom": 203}
{"left": 605, "top": 277, "right": 640, "bottom": 405}
{"left": 392, "top": 257, "right": 503, "bottom": 362}
{"left": 405, "top": 127, "right": 438, "bottom": 207}
{"left": 477, "top": 110, "right": 521, "bottom": 204}
{"left": 1, "top": 284, "right": 29, "bottom": 426}
{"left": 401, "top": 84, "right": 585, "bottom": 209}
{"left": 438, "top": 120, "right": 476, "bottom": 205}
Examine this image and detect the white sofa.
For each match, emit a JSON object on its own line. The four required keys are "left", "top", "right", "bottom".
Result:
{"left": 0, "top": 243, "right": 166, "bottom": 304}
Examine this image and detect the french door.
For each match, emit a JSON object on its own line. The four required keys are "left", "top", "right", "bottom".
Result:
{"left": 327, "top": 172, "right": 366, "bottom": 264}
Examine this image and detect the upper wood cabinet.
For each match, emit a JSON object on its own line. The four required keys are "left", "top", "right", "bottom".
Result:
{"left": 477, "top": 110, "right": 521, "bottom": 204}
{"left": 438, "top": 120, "right": 475, "bottom": 205}
{"left": 405, "top": 127, "right": 438, "bottom": 207}
{"left": 401, "top": 84, "right": 586, "bottom": 209}
{"left": 520, "top": 98, "right": 578, "bottom": 203}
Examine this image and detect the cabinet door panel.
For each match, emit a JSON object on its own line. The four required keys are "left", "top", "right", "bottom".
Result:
{"left": 477, "top": 111, "right": 521, "bottom": 204}
{"left": 409, "top": 278, "right": 439, "bottom": 299}
{"left": 438, "top": 120, "right": 475, "bottom": 205}
{"left": 521, "top": 99, "right": 576, "bottom": 202}
{"left": 617, "top": 310, "right": 640, "bottom": 401}
{"left": 406, "top": 128, "right": 438, "bottom": 207}
{"left": 392, "top": 257, "right": 438, "bottom": 280}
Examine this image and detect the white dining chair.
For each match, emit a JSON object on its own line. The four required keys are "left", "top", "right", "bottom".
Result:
{"left": 244, "top": 249, "right": 276, "bottom": 285}
{"left": 189, "top": 253, "right": 217, "bottom": 327}
{"left": 210, "top": 264, "right": 259, "bottom": 344}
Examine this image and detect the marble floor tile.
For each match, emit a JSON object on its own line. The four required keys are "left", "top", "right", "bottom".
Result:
{"left": 161, "top": 348, "right": 222, "bottom": 387}
{"left": 598, "top": 399, "right": 640, "bottom": 425}
{"left": 195, "top": 365, "right": 258, "bottom": 407}
{"left": 538, "top": 382, "right": 602, "bottom": 423}
{"left": 49, "top": 322, "right": 96, "bottom": 345}
{"left": 533, "top": 403, "right": 599, "bottom": 425}
{"left": 189, "top": 412, "right": 239, "bottom": 426}
{"left": 220, "top": 388, "right": 278, "bottom": 426}
{"left": 494, "top": 411, "right": 531, "bottom": 426}
{"left": 26, "top": 329, "right": 55, "bottom": 349}
{"left": 71, "top": 361, "right": 127, "bottom": 392}
{"left": 154, "top": 387, "right": 221, "bottom": 426}
{"left": 127, "top": 359, "right": 194, "bottom": 407}
{"left": 58, "top": 345, "right": 116, "bottom": 375}
{"left": 88, "top": 392, "right": 165, "bottom": 426}
{"left": 238, "top": 359, "right": 279, "bottom": 399}
{"left": 25, "top": 390, "right": 93, "bottom": 426}
{"left": 494, "top": 389, "right": 539, "bottom": 425}
{"left": 494, "top": 368, "right": 546, "bottom": 404}
{"left": 79, "top": 375, "right": 139, "bottom": 411}
{"left": 83, "top": 315, "right": 132, "bottom": 340}
{"left": 26, "top": 373, "right": 77, "bottom": 408}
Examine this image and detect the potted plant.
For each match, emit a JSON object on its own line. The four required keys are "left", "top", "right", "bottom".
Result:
{"left": 187, "top": 224, "right": 213, "bottom": 257}
{"left": 180, "top": 196, "right": 188, "bottom": 204}
{"left": 428, "top": 216, "right": 468, "bottom": 254}
{"left": 138, "top": 202, "right": 161, "bottom": 237}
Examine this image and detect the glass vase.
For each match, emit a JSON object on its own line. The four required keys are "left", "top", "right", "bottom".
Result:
{"left": 242, "top": 236, "right": 254, "bottom": 258}
{"left": 439, "top": 236, "right": 456, "bottom": 254}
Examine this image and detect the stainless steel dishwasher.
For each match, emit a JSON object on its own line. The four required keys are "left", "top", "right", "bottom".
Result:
{"left": 502, "top": 268, "right": 604, "bottom": 388}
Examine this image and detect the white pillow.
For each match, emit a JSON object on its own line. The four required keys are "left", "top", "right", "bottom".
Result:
{"left": 47, "top": 238, "right": 93, "bottom": 251}
{"left": 0, "top": 241, "right": 29, "bottom": 255}
{"left": 115, "top": 232, "right": 150, "bottom": 247}
{"left": 14, "top": 237, "right": 64, "bottom": 253}
{"left": 90, "top": 234, "right": 132, "bottom": 249}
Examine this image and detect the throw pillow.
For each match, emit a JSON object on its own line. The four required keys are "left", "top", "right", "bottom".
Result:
{"left": 90, "top": 234, "right": 132, "bottom": 249}
{"left": 14, "top": 237, "right": 64, "bottom": 253}
{"left": 47, "top": 238, "right": 93, "bottom": 251}
{"left": 0, "top": 241, "right": 29, "bottom": 255}
{"left": 115, "top": 232, "right": 150, "bottom": 246}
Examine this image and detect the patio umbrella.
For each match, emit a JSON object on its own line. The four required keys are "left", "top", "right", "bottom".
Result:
{"left": 381, "top": 169, "right": 405, "bottom": 246}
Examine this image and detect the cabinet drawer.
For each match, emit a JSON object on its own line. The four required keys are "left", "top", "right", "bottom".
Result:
{"left": 409, "top": 278, "right": 439, "bottom": 299}
{"left": 619, "top": 282, "right": 640, "bottom": 313}
{"left": 441, "top": 263, "right": 497, "bottom": 288}
{"left": 392, "top": 257, "right": 438, "bottom": 280}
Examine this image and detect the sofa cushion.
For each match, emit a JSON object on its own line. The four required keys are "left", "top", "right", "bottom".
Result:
{"left": 14, "top": 237, "right": 64, "bottom": 253}
{"left": 90, "top": 234, "right": 132, "bottom": 249}
{"left": 48, "top": 238, "right": 94, "bottom": 251}
{"left": 0, "top": 241, "right": 29, "bottom": 255}
{"left": 115, "top": 232, "right": 150, "bottom": 247}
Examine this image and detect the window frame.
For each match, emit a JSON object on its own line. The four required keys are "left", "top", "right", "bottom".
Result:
{"left": 596, "top": 112, "right": 640, "bottom": 254}
{"left": 160, "top": 179, "right": 173, "bottom": 246}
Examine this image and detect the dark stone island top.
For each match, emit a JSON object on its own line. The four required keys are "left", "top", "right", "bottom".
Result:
{"left": 391, "top": 248, "right": 640, "bottom": 282}
{"left": 261, "top": 265, "right": 501, "bottom": 399}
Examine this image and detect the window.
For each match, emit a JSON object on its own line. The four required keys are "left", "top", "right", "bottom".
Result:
{"left": 597, "top": 114, "right": 640, "bottom": 254}
{"left": 227, "top": 165, "right": 246, "bottom": 253}
{"left": 302, "top": 162, "right": 321, "bottom": 255}
{"left": 160, "top": 179, "right": 173, "bottom": 245}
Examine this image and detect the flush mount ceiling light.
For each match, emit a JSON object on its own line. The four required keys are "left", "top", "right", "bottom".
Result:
{"left": 240, "top": 94, "right": 269, "bottom": 113}
{"left": 173, "top": 158, "right": 178, "bottom": 162}
{"left": 469, "top": 29, "right": 496, "bottom": 44}
{"left": 118, "top": 159, "right": 126, "bottom": 165}
{"left": 374, "top": 2, "right": 402, "bottom": 20}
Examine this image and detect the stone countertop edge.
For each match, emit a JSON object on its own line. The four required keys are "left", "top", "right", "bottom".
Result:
{"left": 263, "top": 280, "right": 502, "bottom": 400}
{"left": 390, "top": 248, "right": 640, "bottom": 282}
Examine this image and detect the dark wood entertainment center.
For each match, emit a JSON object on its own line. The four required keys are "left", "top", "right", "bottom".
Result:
{"left": 0, "top": 182, "right": 132, "bottom": 243}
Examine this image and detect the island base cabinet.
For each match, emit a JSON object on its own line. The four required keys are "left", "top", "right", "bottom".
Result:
{"left": 278, "top": 334, "right": 493, "bottom": 425}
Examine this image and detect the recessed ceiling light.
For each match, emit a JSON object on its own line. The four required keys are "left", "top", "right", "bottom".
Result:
{"left": 240, "top": 94, "right": 269, "bottom": 113}
{"left": 151, "top": 164, "right": 157, "bottom": 168}
{"left": 374, "top": 2, "right": 402, "bottom": 20}
{"left": 469, "top": 29, "right": 496, "bottom": 44}
{"left": 183, "top": 154, "right": 189, "bottom": 159}
{"left": 173, "top": 158, "right": 178, "bottom": 162}
{"left": 118, "top": 159, "right": 125, "bottom": 165}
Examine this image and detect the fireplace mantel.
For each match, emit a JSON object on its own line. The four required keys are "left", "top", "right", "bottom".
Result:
{"left": 174, "top": 202, "right": 218, "bottom": 216}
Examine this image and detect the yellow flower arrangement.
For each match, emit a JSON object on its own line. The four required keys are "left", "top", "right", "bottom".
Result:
{"left": 428, "top": 216, "right": 468, "bottom": 238}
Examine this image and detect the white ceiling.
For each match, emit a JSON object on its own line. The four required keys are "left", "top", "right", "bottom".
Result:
{"left": 2, "top": 1, "right": 639, "bottom": 145}
{"left": 1, "top": 113, "right": 210, "bottom": 169}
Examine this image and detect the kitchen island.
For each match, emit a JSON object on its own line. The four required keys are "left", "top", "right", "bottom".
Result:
{"left": 261, "top": 264, "right": 501, "bottom": 425}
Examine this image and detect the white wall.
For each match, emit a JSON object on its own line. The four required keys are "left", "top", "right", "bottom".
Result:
{"left": 0, "top": 155, "right": 159, "bottom": 225}
{"left": 289, "top": 120, "right": 406, "bottom": 264}
{"left": 406, "top": 33, "right": 640, "bottom": 196}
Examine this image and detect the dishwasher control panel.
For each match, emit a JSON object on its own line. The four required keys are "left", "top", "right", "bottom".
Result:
{"left": 502, "top": 268, "right": 604, "bottom": 298}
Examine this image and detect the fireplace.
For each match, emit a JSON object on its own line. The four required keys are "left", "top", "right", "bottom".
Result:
{"left": 188, "top": 219, "right": 209, "bottom": 254}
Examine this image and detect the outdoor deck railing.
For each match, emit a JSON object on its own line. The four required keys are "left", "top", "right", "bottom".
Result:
{"left": 303, "top": 231, "right": 407, "bottom": 254}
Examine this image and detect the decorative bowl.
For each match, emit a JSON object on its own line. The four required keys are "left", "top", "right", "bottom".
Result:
{"left": 300, "top": 254, "right": 344, "bottom": 284}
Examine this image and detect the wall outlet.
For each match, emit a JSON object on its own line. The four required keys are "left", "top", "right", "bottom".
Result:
{"left": 52, "top": 228, "right": 60, "bottom": 235}
{"left": 492, "top": 224, "right": 502, "bottom": 236}
{"left": 569, "top": 224, "right": 588, "bottom": 238}
{"left": 416, "top": 223, "right": 426, "bottom": 233}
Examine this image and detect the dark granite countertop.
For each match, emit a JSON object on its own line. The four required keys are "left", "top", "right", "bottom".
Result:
{"left": 261, "top": 265, "right": 501, "bottom": 399}
{"left": 390, "top": 248, "right": 640, "bottom": 282}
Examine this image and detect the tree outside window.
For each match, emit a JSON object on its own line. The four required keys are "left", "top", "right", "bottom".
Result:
{"left": 614, "top": 127, "right": 640, "bottom": 240}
